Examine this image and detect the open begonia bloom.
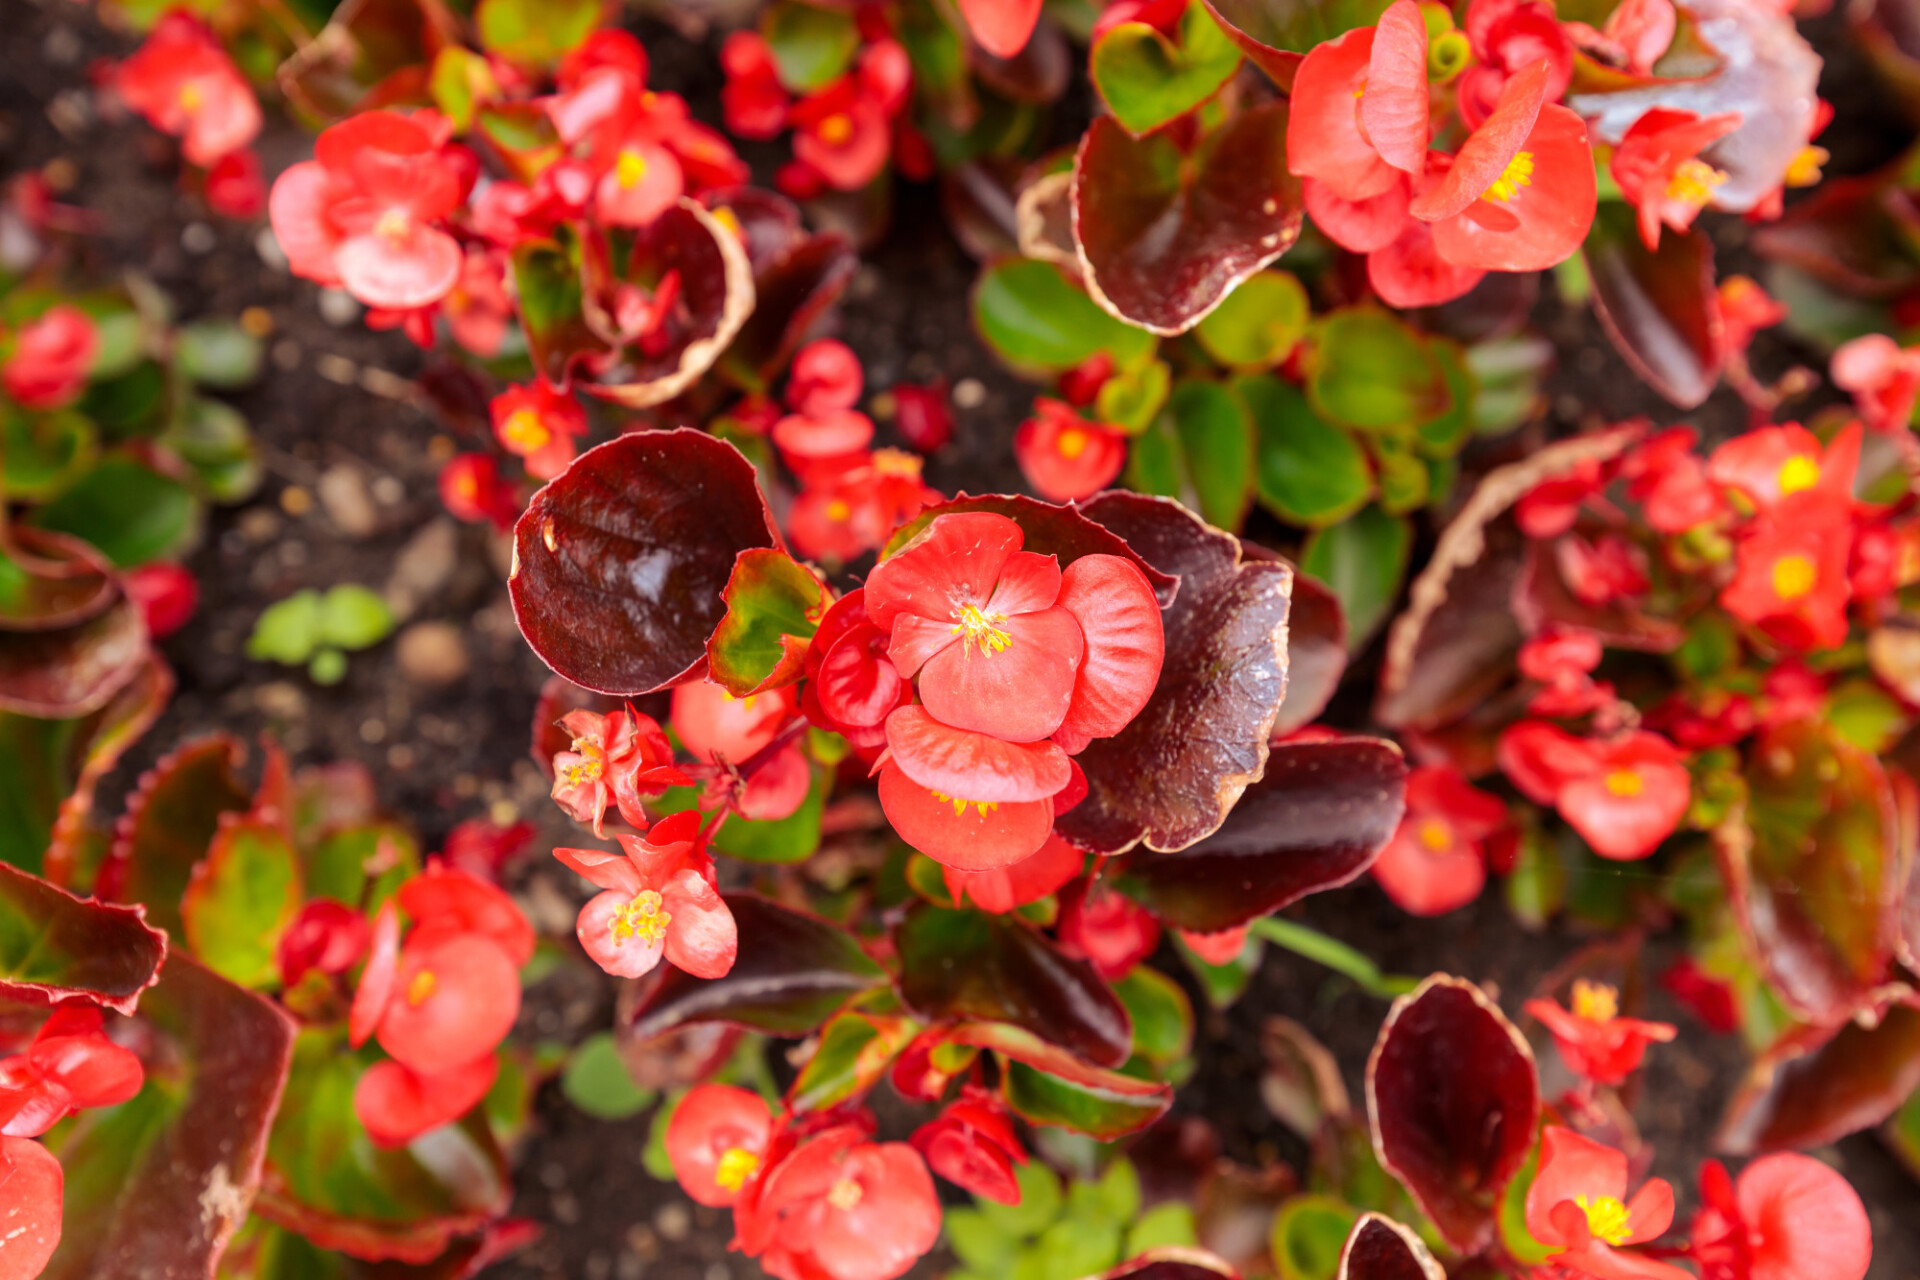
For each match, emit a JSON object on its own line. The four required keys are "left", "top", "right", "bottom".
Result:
{"left": 1691, "top": 1154, "right": 1871, "bottom": 1280}
{"left": 959, "top": 0, "right": 1044, "bottom": 59}
{"left": 739, "top": 1127, "right": 942, "bottom": 1280}
{"left": 941, "top": 830, "right": 1084, "bottom": 913}
{"left": 1524, "top": 979, "right": 1676, "bottom": 1085}
{"left": 1498, "top": 724, "right": 1689, "bottom": 860}
{"left": 2, "top": 305, "right": 96, "bottom": 410}
{"left": 1371, "top": 765, "right": 1506, "bottom": 917}
{"left": 666, "top": 1083, "right": 774, "bottom": 1207}
{"left": 1058, "top": 880, "right": 1161, "bottom": 979}
{"left": 1306, "top": 173, "right": 1413, "bottom": 254}
{"left": 1014, "top": 400, "right": 1128, "bottom": 504}
{"left": 551, "top": 704, "right": 690, "bottom": 835}
{"left": 0, "top": 1134, "right": 62, "bottom": 1280}
{"left": 1831, "top": 335, "right": 1920, "bottom": 432}
{"left": 0, "top": 1008, "right": 145, "bottom": 1139}
{"left": 555, "top": 811, "right": 738, "bottom": 980}
{"left": 1707, "top": 421, "right": 1859, "bottom": 514}
{"left": 1610, "top": 109, "right": 1742, "bottom": 251}
{"left": 397, "top": 864, "right": 536, "bottom": 967}
{"left": 1526, "top": 1128, "right": 1689, "bottom": 1280}
{"left": 115, "top": 11, "right": 261, "bottom": 167}
{"left": 1370, "top": 209, "right": 1488, "bottom": 308}
{"left": 1720, "top": 494, "right": 1855, "bottom": 651}
{"left": 354, "top": 1053, "right": 498, "bottom": 1149}
{"left": 1287, "top": 28, "right": 1401, "bottom": 202}
{"left": 672, "top": 680, "right": 798, "bottom": 766}
{"left": 911, "top": 1087, "right": 1027, "bottom": 1205}
{"left": 790, "top": 80, "right": 892, "bottom": 193}
{"left": 1456, "top": 0, "right": 1573, "bottom": 128}
{"left": 375, "top": 929, "right": 521, "bottom": 1074}
{"left": 492, "top": 381, "right": 587, "bottom": 480}
{"left": 277, "top": 899, "right": 371, "bottom": 989}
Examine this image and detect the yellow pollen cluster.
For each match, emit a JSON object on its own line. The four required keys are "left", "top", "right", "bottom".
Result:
{"left": 501, "top": 408, "right": 552, "bottom": 452}
{"left": 1665, "top": 158, "right": 1727, "bottom": 208}
{"left": 376, "top": 209, "right": 412, "bottom": 240}
{"left": 1777, "top": 455, "right": 1821, "bottom": 495}
{"left": 872, "top": 448, "right": 923, "bottom": 478}
{"left": 1484, "top": 151, "right": 1535, "bottom": 203}
{"left": 1057, "top": 428, "right": 1089, "bottom": 460}
{"left": 1603, "top": 769, "right": 1643, "bottom": 798}
{"left": 406, "top": 969, "right": 438, "bottom": 1007}
{"left": 1572, "top": 978, "right": 1619, "bottom": 1023}
{"left": 1772, "top": 553, "right": 1817, "bottom": 600}
{"left": 616, "top": 148, "right": 649, "bottom": 189}
{"left": 951, "top": 603, "right": 1012, "bottom": 656}
{"left": 826, "top": 498, "right": 852, "bottom": 522}
{"left": 178, "top": 82, "right": 205, "bottom": 112}
{"left": 819, "top": 114, "right": 854, "bottom": 146}
{"left": 827, "top": 1177, "right": 864, "bottom": 1211}
{"left": 716, "top": 1147, "right": 761, "bottom": 1192}
{"left": 1417, "top": 819, "right": 1453, "bottom": 854}
{"left": 1786, "top": 144, "right": 1829, "bottom": 188}
{"left": 1576, "top": 1194, "right": 1632, "bottom": 1247}
{"left": 609, "top": 888, "right": 671, "bottom": 946}
{"left": 931, "top": 790, "right": 999, "bottom": 817}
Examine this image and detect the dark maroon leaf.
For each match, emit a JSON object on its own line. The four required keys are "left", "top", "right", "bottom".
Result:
{"left": 0, "top": 861, "right": 166, "bottom": 1014}
{"left": 1339, "top": 1214, "right": 1445, "bottom": 1280}
{"left": 624, "top": 893, "right": 887, "bottom": 1041}
{"left": 1751, "top": 169, "right": 1920, "bottom": 298}
{"left": 43, "top": 953, "right": 295, "bottom": 1280}
{"left": 1717, "top": 1002, "right": 1920, "bottom": 1153}
{"left": 0, "top": 589, "right": 148, "bottom": 718}
{"left": 1246, "top": 546, "right": 1345, "bottom": 735}
{"left": 0, "top": 529, "right": 117, "bottom": 631}
{"left": 1718, "top": 720, "right": 1902, "bottom": 1025}
{"left": 943, "top": 161, "right": 1024, "bottom": 263}
{"left": 1200, "top": 0, "right": 1390, "bottom": 89}
{"left": 1366, "top": 975, "right": 1539, "bottom": 1254}
{"left": 1073, "top": 102, "right": 1303, "bottom": 336}
{"left": 1095, "top": 1249, "right": 1240, "bottom": 1280}
{"left": 884, "top": 492, "right": 1178, "bottom": 604}
{"left": 1584, "top": 203, "right": 1723, "bottom": 410}
{"left": 1056, "top": 493, "right": 1291, "bottom": 855}
{"left": 97, "top": 735, "right": 252, "bottom": 939}
{"left": 1114, "top": 736, "right": 1405, "bottom": 932}
{"left": 1375, "top": 423, "right": 1646, "bottom": 733}
{"left": 704, "top": 187, "right": 806, "bottom": 274}
{"left": 510, "top": 429, "right": 779, "bottom": 695}
{"left": 895, "top": 903, "right": 1132, "bottom": 1067}
{"left": 716, "top": 227, "right": 860, "bottom": 392}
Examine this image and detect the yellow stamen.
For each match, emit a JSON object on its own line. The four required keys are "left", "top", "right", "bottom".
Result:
{"left": 1483, "top": 150, "right": 1534, "bottom": 203}
{"left": 826, "top": 498, "right": 852, "bottom": 522}
{"left": 560, "top": 756, "right": 603, "bottom": 787}
{"left": 716, "top": 1147, "right": 760, "bottom": 1192}
{"left": 1576, "top": 1194, "right": 1632, "bottom": 1247}
{"left": 1057, "top": 428, "right": 1089, "bottom": 460}
{"left": 1604, "top": 769, "right": 1643, "bottom": 798}
{"left": 501, "top": 408, "right": 552, "bottom": 453}
{"left": 712, "top": 205, "right": 744, "bottom": 239}
{"left": 826, "top": 1177, "right": 864, "bottom": 1211}
{"left": 1666, "top": 158, "right": 1727, "bottom": 209}
{"left": 818, "top": 114, "right": 854, "bottom": 147}
{"left": 375, "top": 209, "right": 411, "bottom": 240}
{"left": 931, "top": 790, "right": 1000, "bottom": 818}
{"left": 616, "top": 148, "right": 649, "bottom": 189}
{"left": 406, "top": 970, "right": 437, "bottom": 1006}
{"left": 178, "top": 82, "right": 204, "bottom": 113}
{"left": 1571, "top": 979, "right": 1619, "bottom": 1023}
{"left": 872, "top": 448, "right": 923, "bottom": 479}
{"left": 1777, "top": 455, "right": 1820, "bottom": 495}
{"left": 1785, "top": 145, "right": 1829, "bottom": 188}
{"left": 609, "top": 888, "right": 671, "bottom": 945}
{"left": 951, "top": 603, "right": 1012, "bottom": 656}
{"left": 1772, "top": 553, "right": 1817, "bottom": 600}
{"left": 1417, "top": 819, "right": 1453, "bottom": 854}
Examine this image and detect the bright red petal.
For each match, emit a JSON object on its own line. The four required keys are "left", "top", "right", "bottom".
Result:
{"left": 348, "top": 900, "right": 401, "bottom": 1049}
{"left": 1286, "top": 28, "right": 1400, "bottom": 201}
{"left": 353, "top": 1055, "right": 497, "bottom": 1149}
{"left": 1525, "top": 1126, "right": 1629, "bottom": 1247}
{"left": 666, "top": 1083, "right": 773, "bottom": 1207}
{"left": 1429, "top": 105, "right": 1595, "bottom": 271}
{"left": 335, "top": 224, "right": 463, "bottom": 310}
{"left": 0, "top": 1135, "right": 62, "bottom": 1280}
{"left": 916, "top": 605, "right": 1085, "bottom": 742}
{"left": 267, "top": 161, "right": 344, "bottom": 286}
{"left": 1305, "top": 174, "right": 1413, "bottom": 253}
{"left": 377, "top": 933, "right": 521, "bottom": 1073}
{"left": 960, "top": 0, "right": 1044, "bottom": 58}
{"left": 662, "top": 868, "right": 738, "bottom": 979}
{"left": 884, "top": 706, "right": 1071, "bottom": 801}
{"left": 1409, "top": 58, "right": 1550, "bottom": 222}
{"left": 866, "top": 512, "right": 1024, "bottom": 632}
{"left": 1363, "top": 0, "right": 1432, "bottom": 176}
{"left": 876, "top": 764, "right": 1054, "bottom": 871}
{"left": 1369, "top": 216, "right": 1486, "bottom": 307}
{"left": 1737, "top": 1153, "right": 1872, "bottom": 1280}
{"left": 1053, "top": 554, "right": 1164, "bottom": 746}
{"left": 399, "top": 865, "right": 535, "bottom": 966}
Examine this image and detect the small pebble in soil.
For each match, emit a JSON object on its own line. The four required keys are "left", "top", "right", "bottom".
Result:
{"left": 42, "top": 26, "right": 80, "bottom": 65}
{"left": 586, "top": 1253, "right": 612, "bottom": 1280}
{"left": 952, "top": 377, "right": 986, "bottom": 409}
{"left": 655, "top": 1204, "right": 690, "bottom": 1242}
{"left": 490, "top": 798, "right": 519, "bottom": 826}
{"left": 316, "top": 353, "right": 358, "bottom": 384}
{"left": 271, "top": 339, "right": 301, "bottom": 371}
{"left": 397, "top": 621, "right": 468, "bottom": 686}
{"left": 238, "top": 509, "right": 280, "bottom": 543}
{"left": 539, "top": 1163, "right": 568, "bottom": 1190}
{"left": 386, "top": 744, "right": 415, "bottom": 770}
{"left": 255, "top": 228, "right": 288, "bottom": 272}
{"left": 318, "top": 466, "right": 378, "bottom": 538}
{"left": 385, "top": 518, "right": 459, "bottom": 621}
{"left": 360, "top": 720, "right": 386, "bottom": 744}
{"left": 181, "top": 223, "right": 216, "bottom": 255}
{"left": 317, "top": 288, "right": 361, "bottom": 327}
{"left": 278, "top": 541, "right": 308, "bottom": 567}
{"left": 453, "top": 773, "right": 480, "bottom": 797}
{"left": 626, "top": 1226, "right": 660, "bottom": 1262}
{"left": 254, "top": 682, "right": 307, "bottom": 719}
{"left": 279, "top": 486, "right": 314, "bottom": 517}
{"left": 46, "top": 90, "right": 91, "bottom": 138}
{"left": 550, "top": 1191, "right": 580, "bottom": 1225}
{"left": 427, "top": 434, "right": 456, "bottom": 462}
{"left": 371, "top": 475, "right": 404, "bottom": 506}
{"left": 705, "top": 1264, "right": 730, "bottom": 1280}
{"left": 360, "top": 366, "right": 414, "bottom": 401}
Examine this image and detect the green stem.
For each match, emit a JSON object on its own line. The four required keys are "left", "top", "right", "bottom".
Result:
{"left": 1248, "top": 916, "right": 1420, "bottom": 1000}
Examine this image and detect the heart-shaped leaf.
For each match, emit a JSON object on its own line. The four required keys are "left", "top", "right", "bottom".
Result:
{"left": 43, "top": 953, "right": 295, "bottom": 1278}
{"left": 98, "top": 735, "right": 253, "bottom": 939}
{"left": 1338, "top": 1214, "right": 1445, "bottom": 1280}
{"left": 1074, "top": 103, "right": 1304, "bottom": 336}
{"left": 1091, "top": 1, "right": 1243, "bottom": 136}
{"left": 947, "top": 1022, "right": 1174, "bottom": 1138}
{"left": 1200, "top": 0, "right": 1391, "bottom": 89}
{"left": 0, "top": 860, "right": 166, "bottom": 1012}
{"left": 708, "top": 550, "right": 831, "bottom": 697}
{"left": 1058, "top": 492, "right": 1291, "bottom": 855}
{"left": 974, "top": 256, "right": 1159, "bottom": 376}
{"left": 1196, "top": 270, "right": 1310, "bottom": 370}
{"left": 762, "top": 0, "right": 861, "bottom": 89}
{"left": 1113, "top": 736, "right": 1405, "bottom": 932}
{"left": 1717, "top": 1002, "right": 1920, "bottom": 1153}
{"left": 896, "top": 903, "right": 1133, "bottom": 1066}
{"left": 1239, "top": 374, "right": 1373, "bottom": 529}
{"left": 1718, "top": 721, "right": 1902, "bottom": 1025}
{"left": 623, "top": 893, "right": 887, "bottom": 1040}
{"left": 182, "top": 815, "right": 305, "bottom": 990}
{"left": 1584, "top": 204, "right": 1723, "bottom": 410}
{"left": 882, "top": 493, "right": 1178, "bottom": 606}
{"left": 1366, "top": 975, "right": 1539, "bottom": 1254}
{"left": 253, "top": 1027, "right": 511, "bottom": 1262}
{"left": 510, "top": 430, "right": 779, "bottom": 696}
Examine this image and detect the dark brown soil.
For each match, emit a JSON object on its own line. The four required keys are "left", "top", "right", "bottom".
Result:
{"left": 2, "top": 0, "right": 1916, "bottom": 1277}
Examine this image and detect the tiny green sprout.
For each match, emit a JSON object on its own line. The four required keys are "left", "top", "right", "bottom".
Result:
{"left": 247, "top": 584, "right": 394, "bottom": 684}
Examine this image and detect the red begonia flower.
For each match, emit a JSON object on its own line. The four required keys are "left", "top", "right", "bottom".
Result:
{"left": 1611, "top": 109, "right": 1741, "bottom": 251}
{"left": 790, "top": 80, "right": 891, "bottom": 192}
{"left": 910, "top": 1086, "right": 1027, "bottom": 1204}
{"left": 737, "top": 1127, "right": 942, "bottom": 1280}
{"left": 875, "top": 762, "right": 1055, "bottom": 871}
{"left": 721, "top": 32, "right": 790, "bottom": 139}
{"left": 722, "top": 741, "right": 812, "bottom": 821}
{"left": 1058, "top": 879, "right": 1162, "bottom": 980}
{"left": 439, "top": 454, "right": 521, "bottom": 528}
{"left": 349, "top": 900, "right": 402, "bottom": 1050}
{"left": 1720, "top": 495, "right": 1855, "bottom": 651}
{"left": 1831, "top": 335, "right": 1920, "bottom": 432}
{"left": 1014, "top": 399, "right": 1128, "bottom": 503}
{"left": 667, "top": 1083, "right": 774, "bottom": 1207}
{"left": 773, "top": 410, "right": 877, "bottom": 478}
{"left": 1362, "top": 0, "right": 1433, "bottom": 176}
{"left": 1523, "top": 979, "right": 1676, "bottom": 1085}
{"left": 1578, "top": 0, "right": 1675, "bottom": 74}
{"left": 788, "top": 450, "right": 941, "bottom": 564}
{"left": 560, "top": 29, "right": 649, "bottom": 89}
{"left": 1620, "top": 426, "right": 1722, "bottom": 534}
{"left": 672, "top": 681, "right": 798, "bottom": 766}
{"left": 492, "top": 381, "right": 586, "bottom": 481}
{"left": 1518, "top": 629, "right": 1610, "bottom": 718}
{"left": 1498, "top": 724, "right": 1688, "bottom": 860}
{"left": 1525, "top": 1127, "right": 1689, "bottom": 1280}
{"left": 554, "top": 811, "right": 738, "bottom": 980}
{"left": 1178, "top": 924, "right": 1250, "bottom": 965}
{"left": 277, "top": 898, "right": 371, "bottom": 989}
{"left": 398, "top": 863, "right": 536, "bottom": 967}
{"left": 1050, "top": 551, "right": 1165, "bottom": 752}
{"left": 124, "top": 561, "right": 199, "bottom": 640}
{"left": 942, "top": 829, "right": 1083, "bottom": 914}
{"left": 1286, "top": 27, "right": 1401, "bottom": 202}
{"left": 1691, "top": 1154, "right": 1871, "bottom": 1280}
{"left": 1707, "top": 421, "right": 1859, "bottom": 514}
{"left": 805, "top": 590, "right": 910, "bottom": 735}
{"left": 354, "top": 1053, "right": 497, "bottom": 1149}
{"left": 1660, "top": 957, "right": 1740, "bottom": 1033}
{"left": 2, "top": 305, "right": 96, "bottom": 410}
{"left": 787, "top": 339, "right": 864, "bottom": 418}
{"left": 440, "top": 817, "right": 536, "bottom": 881}
{"left": 115, "top": 11, "right": 261, "bottom": 167}
{"left": 1557, "top": 532, "right": 1651, "bottom": 607}
{"left": 268, "top": 111, "right": 466, "bottom": 309}
{"left": 443, "top": 248, "right": 514, "bottom": 357}
{"left": 1369, "top": 210, "right": 1487, "bottom": 307}
{"left": 859, "top": 40, "right": 913, "bottom": 117}
{"left": 0, "top": 1009, "right": 145, "bottom": 1139}
{"left": 959, "top": 0, "right": 1044, "bottom": 59}
{"left": 1371, "top": 764, "right": 1506, "bottom": 917}
{"left": 205, "top": 148, "right": 266, "bottom": 219}
{"left": 892, "top": 382, "right": 953, "bottom": 452}
{"left": 375, "top": 930, "right": 521, "bottom": 1074}
{"left": 1517, "top": 457, "right": 1607, "bottom": 538}
{"left": 551, "top": 704, "right": 689, "bottom": 836}
{"left": 1718, "top": 275, "right": 1787, "bottom": 359}
{"left": 883, "top": 706, "right": 1071, "bottom": 803}
{"left": 1455, "top": 0, "right": 1573, "bottom": 129}
{"left": 0, "top": 1134, "right": 62, "bottom": 1280}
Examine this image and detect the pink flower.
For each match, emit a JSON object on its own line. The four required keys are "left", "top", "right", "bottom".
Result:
{"left": 3, "top": 305, "right": 96, "bottom": 410}
{"left": 553, "top": 811, "right": 738, "bottom": 980}
{"left": 115, "top": 10, "right": 262, "bottom": 166}
{"left": 550, "top": 704, "right": 689, "bottom": 836}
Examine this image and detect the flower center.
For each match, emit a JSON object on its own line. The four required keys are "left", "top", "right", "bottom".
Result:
{"left": 1786, "top": 144, "right": 1829, "bottom": 188}
{"left": 951, "top": 603, "right": 1011, "bottom": 656}
{"left": 609, "top": 889, "right": 671, "bottom": 945}
{"left": 1571, "top": 978, "right": 1618, "bottom": 1023}
{"left": 819, "top": 114, "right": 854, "bottom": 146}
{"left": 1576, "top": 1193, "right": 1632, "bottom": 1247}
{"left": 827, "top": 1176, "right": 864, "bottom": 1211}
{"left": 826, "top": 498, "right": 852, "bottom": 522}
{"left": 1772, "top": 553, "right": 1817, "bottom": 600}
{"left": 1057, "top": 427, "right": 1089, "bottom": 459}
{"left": 931, "top": 790, "right": 999, "bottom": 817}
{"left": 501, "top": 408, "right": 552, "bottom": 452}
{"left": 1777, "top": 455, "right": 1821, "bottom": 495}
{"left": 406, "top": 969, "right": 438, "bottom": 1007}
{"left": 375, "top": 209, "right": 411, "bottom": 240}
{"left": 1603, "top": 768, "right": 1643, "bottom": 798}
{"left": 1484, "top": 150, "right": 1534, "bottom": 203}
{"left": 1417, "top": 819, "right": 1453, "bottom": 854}
{"left": 1665, "top": 158, "right": 1727, "bottom": 208}
{"left": 716, "top": 1146, "right": 761, "bottom": 1192}
{"left": 616, "top": 148, "right": 649, "bottom": 189}
{"left": 178, "top": 82, "right": 204, "bottom": 113}
{"left": 873, "top": 448, "right": 922, "bottom": 478}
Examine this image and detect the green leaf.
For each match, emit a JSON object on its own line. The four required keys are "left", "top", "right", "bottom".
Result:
{"left": 1239, "top": 374, "right": 1372, "bottom": 527}
{"left": 1368, "top": 434, "right": 1430, "bottom": 515}
{"left": 1124, "top": 415, "right": 1186, "bottom": 502}
{"left": 0, "top": 859, "right": 166, "bottom": 1012}
{"left": 172, "top": 319, "right": 262, "bottom": 388}
{"left": 28, "top": 456, "right": 198, "bottom": 566}
{"left": 708, "top": 549, "right": 830, "bottom": 696}
{"left": 1306, "top": 308, "right": 1452, "bottom": 432}
{"left": 248, "top": 591, "right": 322, "bottom": 666}
{"left": 1169, "top": 380, "right": 1252, "bottom": 530}
{"left": 305, "top": 823, "right": 420, "bottom": 907}
{"left": 511, "top": 234, "right": 605, "bottom": 385}
{"left": 980, "top": 1160, "right": 1064, "bottom": 1237}
{"left": 2, "top": 407, "right": 97, "bottom": 500}
{"left": 652, "top": 767, "right": 828, "bottom": 864}
{"left": 429, "top": 45, "right": 497, "bottom": 132}
{"left": 475, "top": 101, "right": 566, "bottom": 184}
{"left": 1270, "top": 1195, "right": 1360, "bottom": 1280}
{"left": 786, "top": 1012, "right": 917, "bottom": 1113}
{"left": 167, "top": 396, "right": 262, "bottom": 503}
{"left": 1247, "top": 916, "right": 1417, "bottom": 999}
{"left": 1091, "top": 0, "right": 1243, "bottom": 135}
{"left": 762, "top": 0, "right": 861, "bottom": 91}
{"left": 1299, "top": 504, "right": 1410, "bottom": 647}
{"left": 475, "top": 0, "right": 600, "bottom": 64}
{"left": 1096, "top": 358, "right": 1173, "bottom": 434}
{"left": 563, "top": 1031, "right": 658, "bottom": 1119}
{"left": 78, "top": 361, "right": 166, "bottom": 440}
{"left": 950, "top": 1024, "right": 1172, "bottom": 1139}
{"left": 974, "top": 258, "right": 1157, "bottom": 376}
{"left": 1126, "top": 1202, "right": 1200, "bottom": 1253}
{"left": 1826, "top": 677, "right": 1907, "bottom": 754}
{"left": 1195, "top": 270, "right": 1309, "bottom": 369}
{"left": 1414, "top": 337, "right": 1473, "bottom": 457}
{"left": 102, "top": 734, "right": 251, "bottom": 939}
{"left": 317, "top": 585, "right": 394, "bottom": 652}
{"left": 181, "top": 817, "right": 303, "bottom": 989}
{"left": 1173, "top": 930, "right": 1261, "bottom": 1009}
{"left": 1465, "top": 336, "right": 1552, "bottom": 438}
{"left": 1113, "top": 965, "right": 1193, "bottom": 1069}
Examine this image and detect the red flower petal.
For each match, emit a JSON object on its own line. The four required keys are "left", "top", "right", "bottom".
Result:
{"left": 348, "top": 900, "right": 401, "bottom": 1049}
{"left": 0, "top": 1135, "right": 62, "bottom": 1280}
{"left": 1053, "top": 553, "right": 1165, "bottom": 746}
{"left": 1735, "top": 1153, "right": 1872, "bottom": 1280}
{"left": 1369, "top": 216, "right": 1487, "bottom": 307}
{"left": 1428, "top": 105, "right": 1596, "bottom": 272}
{"left": 876, "top": 763, "right": 1054, "bottom": 871}
{"left": 1410, "top": 58, "right": 1551, "bottom": 222}
{"left": 884, "top": 706, "right": 1071, "bottom": 801}
{"left": 1363, "top": 0, "right": 1432, "bottom": 176}
{"left": 399, "top": 865, "right": 535, "bottom": 966}
{"left": 916, "top": 605, "right": 1085, "bottom": 742}
{"left": 334, "top": 223, "right": 463, "bottom": 311}
{"left": 960, "top": 0, "right": 1044, "bottom": 58}
{"left": 665, "top": 1083, "right": 773, "bottom": 1207}
{"left": 1286, "top": 27, "right": 1400, "bottom": 202}
{"left": 376, "top": 933, "right": 521, "bottom": 1073}
{"left": 353, "top": 1054, "right": 497, "bottom": 1149}
{"left": 942, "top": 831, "right": 1085, "bottom": 912}
{"left": 866, "top": 512, "right": 1024, "bottom": 632}
{"left": 661, "top": 868, "right": 739, "bottom": 979}
{"left": 1305, "top": 174, "right": 1413, "bottom": 253}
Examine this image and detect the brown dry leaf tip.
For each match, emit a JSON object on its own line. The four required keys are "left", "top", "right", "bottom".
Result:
{"left": 1014, "top": 170, "right": 1079, "bottom": 269}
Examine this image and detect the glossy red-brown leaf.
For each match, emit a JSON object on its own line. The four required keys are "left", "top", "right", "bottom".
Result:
{"left": 1717, "top": 1002, "right": 1920, "bottom": 1153}
{"left": 0, "top": 589, "right": 148, "bottom": 718}
{"left": 1750, "top": 169, "right": 1920, "bottom": 298}
{"left": 1056, "top": 493, "right": 1292, "bottom": 855}
{"left": 895, "top": 903, "right": 1132, "bottom": 1067}
{"left": 1718, "top": 721, "right": 1902, "bottom": 1025}
{"left": 510, "top": 430, "right": 779, "bottom": 695}
{"left": 944, "top": 1022, "right": 1174, "bottom": 1138}
{"left": 624, "top": 893, "right": 887, "bottom": 1041}
{"left": 1338, "top": 1214, "right": 1445, "bottom": 1280}
{"left": 1375, "top": 423, "right": 1646, "bottom": 733}
{"left": 0, "top": 529, "right": 118, "bottom": 631}
{"left": 1248, "top": 547, "right": 1346, "bottom": 736}
{"left": 1095, "top": 1248, "right": 1240, "bottom": 1280}
{"left": 1584, "top": 203, "right": 1724, "bottom": 410}
{"left": 0, "top": 861, "right": 166, "bottom": 1014}
{"left": 1366, "top": 975, "right": 1539, "bottom": 1254}
{"left": 715, "top": 221, "right": 859, "bottom": 392}
{"left": 1074, "top": 103, "right": 1304, "bottom": 336}
{"left": 1114, "top": 736, "right": 1405, "bottom": 932}
{"left": 42, "top": 953, "right": 295, "bottom": 1279}
{"left": 97, "top": 735, "right": 252, "bottom": 939}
